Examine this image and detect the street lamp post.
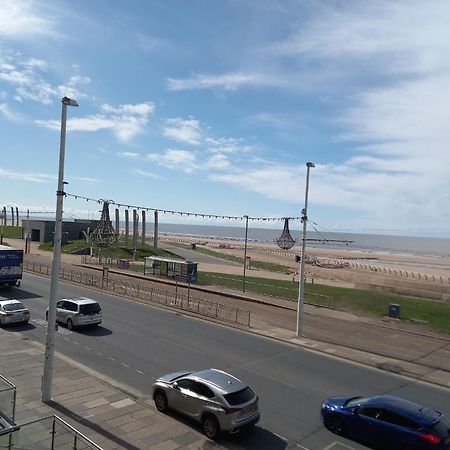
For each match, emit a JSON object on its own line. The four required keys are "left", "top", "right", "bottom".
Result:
{"left": 296, "top": 162, "right": 315, "bottom": 337}
{"left": 42, "top": 96, "right": 78, "bottom": 402}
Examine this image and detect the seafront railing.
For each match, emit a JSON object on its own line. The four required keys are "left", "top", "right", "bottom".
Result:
{"left": 1, "top": 415, "right": 104, "bottom": 449}
{"left": 22, "top": 260, "right": 251, "bottom": 327}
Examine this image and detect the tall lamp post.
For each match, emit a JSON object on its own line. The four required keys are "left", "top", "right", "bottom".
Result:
{"left": 296, "top": 162, "right": 315, "bottom": 337}
{"left": 42, "top": 96, "right": 78, "bottom": 402}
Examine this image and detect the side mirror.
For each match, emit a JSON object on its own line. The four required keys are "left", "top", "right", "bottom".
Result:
{"left": 172, "top": 382, "right": 180, "bottom": 390}
{"left": 353, "top": 407, "right": 359, "bottom": 415}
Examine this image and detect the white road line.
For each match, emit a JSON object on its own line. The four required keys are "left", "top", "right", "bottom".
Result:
{"left": 158, "top": 337, "right": 204, "bottom": 355}
{"left": 96, "top": 351, "right": 103, "bottom": 356}
{"left": 107, "top": 356, "right": 115, "bottom": 361}
{"left": 135, "top": 369, "right": 144, "bottom": 375}
{"left": 296, "top": 445, "right": 310, "bottom": 450}
{"left": 121, "top": 363, "right": 129, "bottom": 368}
{"left": 73, "top": 341, "right": 79, "bottom": 345}
{"left": 323, "top": 442, "right": 356, "bottom": 450}
{"left": 272, "top": 432, "right": 288, "bottom": 442}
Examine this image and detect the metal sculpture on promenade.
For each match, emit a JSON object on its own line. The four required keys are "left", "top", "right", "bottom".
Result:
{"left": 90, "top": 200, "right": 117, "bottom": 248}
{"left": 276, "top": 217, "right": 296, "bottom": 250}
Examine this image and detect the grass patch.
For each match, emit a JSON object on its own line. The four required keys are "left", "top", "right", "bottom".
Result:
{"left": 0, "top": 226, "right": 23, "bottom": 239}
{"left": 198, "top": 271, "right": 450, "bottom": 335}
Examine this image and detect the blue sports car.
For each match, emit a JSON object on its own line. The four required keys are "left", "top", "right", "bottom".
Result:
{"left": 321, "top": 394, "right": 450, "bottom": 449}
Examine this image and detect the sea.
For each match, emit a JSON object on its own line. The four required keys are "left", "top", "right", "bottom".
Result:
{"left": 146, "top": 223, "right": 450, "bottom": 260}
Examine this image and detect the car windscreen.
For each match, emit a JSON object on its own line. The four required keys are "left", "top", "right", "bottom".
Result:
{"left": 224, "top": 387, "right": 255, "bottom": 406}
{"left": 79, "top": 303, "right": 101, "bottom": 314}
{"left": 3, "top": 303, "right": 25, "bottom": 312}
{"left": 345, "top": 397, "right": 370, "bottom": 407}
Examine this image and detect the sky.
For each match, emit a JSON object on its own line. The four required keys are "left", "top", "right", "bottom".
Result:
{"left": 1, "top": 0, "right": 450, "bottom": 237}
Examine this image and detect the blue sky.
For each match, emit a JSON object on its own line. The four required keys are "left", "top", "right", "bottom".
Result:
{"left": 1, "top": 0, "right": 450, "bottom": 237}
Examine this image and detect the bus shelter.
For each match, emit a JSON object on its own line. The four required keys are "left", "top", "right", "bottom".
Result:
{"left": 144, "top": 257, "right": 198, "bottom": 283}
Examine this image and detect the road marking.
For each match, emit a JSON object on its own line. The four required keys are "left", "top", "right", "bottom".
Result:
{"left": 73, "top": 341, "right": 79, "bottom": 345}
{"left": 121, "top": 363, "right": 129, "bottom": 368}
{"left": 323, "top": 442, "right": 357, "bottom": 450}
{"left": 296, "top": 444, "right": 310, "bottom": 449}
{"left": 159, "top": 337, "right": 204, "bottom": 355}
{"left": 135, "top": 369, "right": 144, "bottom": 375}
{"left": 96, "top": 351, "right": 103, "bottom": 356}
{"left": 273, "top": 432, "right": 288, "bottom": 442}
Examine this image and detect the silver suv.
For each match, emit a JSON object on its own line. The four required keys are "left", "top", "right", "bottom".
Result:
{"left": 46, "top": 297, "right": 102, "bottom": 330}
{"left": 152, "top": 368, "right": 260, "bottom": 439}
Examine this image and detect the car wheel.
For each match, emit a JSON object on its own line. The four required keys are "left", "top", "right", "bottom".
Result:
{"left": 154, "top": 390, "right": 168, "bottom": 413}
{"left": 202, "top": 414, "right": 220, "bottom": 440}
{"left": 66, "top": 319, "right": 73, "bottom": 330}
{"left": 326, "top": 415, "right": 345, "bottom": 435}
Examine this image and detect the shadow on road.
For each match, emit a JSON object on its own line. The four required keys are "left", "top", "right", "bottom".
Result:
{"left": 163, "top": 409, "right": 287, "bottom": 449}
{"left": 0, "top": 288, "right": 43, "bottom": 300}
{"left": 221, "top": 426, "right": 288, "bottom": 449}
{"left": 1, "top": 322, "right": 36, "bottom": 332}
{"left": 77, "top": 325, "right": 113, "bottom": 337}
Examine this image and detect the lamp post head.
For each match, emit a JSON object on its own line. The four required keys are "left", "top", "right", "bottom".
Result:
{"left": 306, "top": 162, "right": 315, "bottom": 168}
{"left": 62, "top": 97, "right": 78, "bottom": 107}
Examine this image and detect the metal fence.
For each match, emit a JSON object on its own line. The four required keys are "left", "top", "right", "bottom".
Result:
{"left": 23, "top": 261, "right": 251, "bottom": 327}
{"left": 0, "top": 415, "right": 104, "bottom": 450}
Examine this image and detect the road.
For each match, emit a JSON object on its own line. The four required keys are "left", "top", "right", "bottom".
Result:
{"left": 3, "top": 273, "right": 450, "bottom": 450}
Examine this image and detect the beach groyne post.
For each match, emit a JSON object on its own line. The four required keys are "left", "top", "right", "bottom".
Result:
{"left": 132, "top": 209, "right": 138, "bottom": 258}
{"left": 125, "top": 209, "right": 129, "bottom": 248}
{"left": 115, "top": 208, "right": 119, "bottom": 239}
{"left": 154, "top": 210, "right": 159, "bottom": 249}
{"left": 242, "top": 215, "right": 249, "bottom": 293}
{"left": 141, "top": 210, "right": 146, "bottom": 248}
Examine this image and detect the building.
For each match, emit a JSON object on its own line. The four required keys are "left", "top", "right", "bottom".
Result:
{"left": 23, "top": 219, "right": 99, "bottom": 244}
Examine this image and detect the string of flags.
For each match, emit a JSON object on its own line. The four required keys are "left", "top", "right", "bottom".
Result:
{"left": 65, "top": 192, "right": 302, "bottom": 222}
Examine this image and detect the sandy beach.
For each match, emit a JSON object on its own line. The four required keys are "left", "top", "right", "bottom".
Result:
{"left": 159, "top": 235, "right": 450, "bottom": 300}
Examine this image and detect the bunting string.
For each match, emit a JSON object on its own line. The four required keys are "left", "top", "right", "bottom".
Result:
{"left": 64, "top": 193, "right": 302, "bottom": 222}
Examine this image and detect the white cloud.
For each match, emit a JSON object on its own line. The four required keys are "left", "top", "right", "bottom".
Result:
{"left": 272, "top": 1, "right": 450, "bottom": 76}
{"left": 36, "top": 101, "right": 155, "bottom": 142}
{"left": 147, "top": 149, "right": 198, "bottom": 173}
{"left": 205, "top": 137, "right": 254, "bottom": 154}
{"left": 0, "top": 0, "right": 59, "bottom": 39}
{"left": 118, "top": 151, "right": 141, "bottom": 159}
{"left": 0, "top": 103, "right": 22, "bottom": 121}
{"left": 0, "top": 167, "right": 54, "bottom": 183}
{"left": 163, "top": 117, "right": 202, "bottom": 145}
{"left": 206, "top": 154, "right": 229, "bottom": 169}
{"left": 166, "top": 71, "right": 275, "bottom": 91}
{"left": 0, "top": 50, "right": 90, "bottom": 105}
{"left": 132, "top": 168, "right": 164, "bottom": 179}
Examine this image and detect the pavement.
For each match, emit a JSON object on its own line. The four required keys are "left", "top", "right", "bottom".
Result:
{"left": 1, "top": 244, "right": 450, "bottom": 449}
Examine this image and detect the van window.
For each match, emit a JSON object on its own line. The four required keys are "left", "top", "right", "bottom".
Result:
{"left": 79, "top": 303, "right": 101, "bottom": 314}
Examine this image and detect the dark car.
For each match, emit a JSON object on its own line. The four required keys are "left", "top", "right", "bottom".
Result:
{"left": 321, "top": 394, "right": 450, "bottom": 449}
